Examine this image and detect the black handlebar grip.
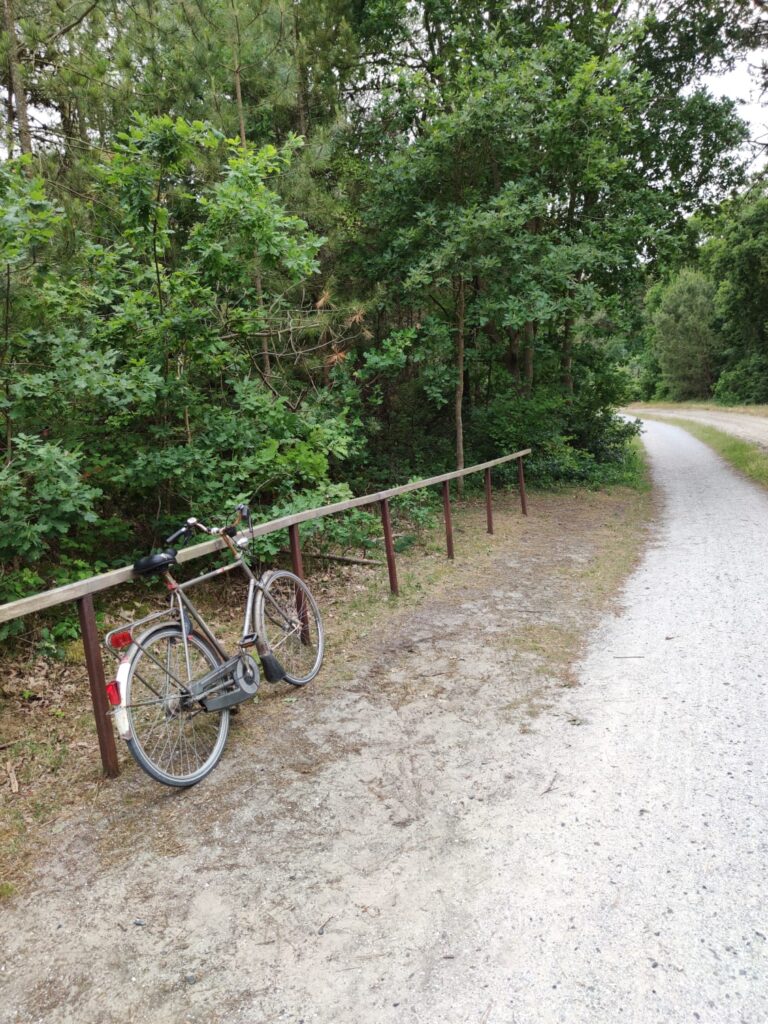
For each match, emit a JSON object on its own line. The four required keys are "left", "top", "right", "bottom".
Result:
{"left": 165, "top": 525, "right": 188, "bottom": 546}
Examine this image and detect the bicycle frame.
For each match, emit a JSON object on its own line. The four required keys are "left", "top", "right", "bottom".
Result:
{"left": 164, "top": 554, "right": 259, "bottom": 671}
{"left": 100, "top": 510, "right": 323, "bottom": 785}
{"left": 104, "top": 540, "right": 297, "bottom": 699}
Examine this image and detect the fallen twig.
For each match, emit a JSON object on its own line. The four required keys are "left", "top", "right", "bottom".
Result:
{"left": 5, "top": 760, "right": 19, "bottom": 794}
{"left": 540, "top": 772, "right": 558, "bottom": 795}
{"left": 278, "top": 549, "right": 383, "bottom": 567}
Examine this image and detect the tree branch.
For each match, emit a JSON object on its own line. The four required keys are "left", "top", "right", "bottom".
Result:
{"left": 46, "top": 0, "right": 100, "bottom": 45}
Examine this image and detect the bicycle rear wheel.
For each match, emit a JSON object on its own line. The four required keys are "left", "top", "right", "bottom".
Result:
{"left": 255, "top": 570, "right": 324, "bottom": 686}
{"left": 124, "top": 625, "right": 230, "bottom": 787}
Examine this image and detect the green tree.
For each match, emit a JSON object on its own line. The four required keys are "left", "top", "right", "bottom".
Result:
{"left": 345, "top": 22, "right": 746, "bottom": 476}
{"left": 650, "top": 268, "right": 720, "bottom": 399}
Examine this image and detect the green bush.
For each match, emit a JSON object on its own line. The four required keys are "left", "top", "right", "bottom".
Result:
{"left": 713, "top": 354, "right": 768, "bottom": 405}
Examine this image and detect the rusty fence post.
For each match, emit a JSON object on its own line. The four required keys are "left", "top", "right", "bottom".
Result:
{"left": 288, "top": 523, "right": 305, "bottom": 580}
{"left": 379, "top": 499, "right": 399, "bottom": 595}
{"left": 484, "top": 467, "right": 494, "bottom": 535}
{"left": 288, "top": 523, "right": 310, "bottom": 641}
{"left": 77, "top": 594, "right": 119, "bottom": 778}
{"left": 517, "top": 457, "right": 528, "bottom": 516}
{"left": 442, "top": 480, "right": 455, "bottom": 560}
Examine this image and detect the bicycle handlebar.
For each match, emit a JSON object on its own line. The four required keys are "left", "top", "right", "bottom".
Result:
{"left": 163, "top": 509, "right": 251, "bottom": 548}
{"left": 165, "top": 525, "right": 189, "bottom": 546}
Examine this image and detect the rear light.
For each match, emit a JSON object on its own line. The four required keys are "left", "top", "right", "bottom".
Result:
{"left": 106, "top": 681, "right": 121, "bottom": 706}
{"left": 109, "top": 630, "right": 132, "bottom": 650}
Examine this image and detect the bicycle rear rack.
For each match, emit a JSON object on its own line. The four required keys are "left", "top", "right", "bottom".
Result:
{"left": 103, "top": 607, "right": 180, "bottom": 661}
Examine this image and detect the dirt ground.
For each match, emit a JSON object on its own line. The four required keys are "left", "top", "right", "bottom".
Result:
{"left": 0, "top": 486, "right": 651, "bottom": 1023}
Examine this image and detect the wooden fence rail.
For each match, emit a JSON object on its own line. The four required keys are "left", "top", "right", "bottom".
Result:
{"left": 0, "top": 448, "right": 530, "bottom": 777}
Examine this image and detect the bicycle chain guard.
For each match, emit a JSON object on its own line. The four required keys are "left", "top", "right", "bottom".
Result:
{"left": 200, "top": 654, "right": 260, "bottom": 712}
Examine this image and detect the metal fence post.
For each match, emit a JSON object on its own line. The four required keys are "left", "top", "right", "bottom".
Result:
{"left": 288, "top": 523, "right": 310, "bottom": 640}
{"left": 0, "top": 447, "right": 534, "bottom": 784}
{"left": 288, "top": 523, "right": 305, "bottom": 580}
{"left": 77, "top": 594, "right": 119, "bottom": 778}
{"left": 517, "top": 457, "right": 529, "bottom": 516}
{"left": 442, "top": 480, "right": 455, "bottom": 560}
{"left": 484, "top": 467, "right": 494, "bottom": 535}
{"left": 379, "top": 499, "right": 399, "bottom": 595}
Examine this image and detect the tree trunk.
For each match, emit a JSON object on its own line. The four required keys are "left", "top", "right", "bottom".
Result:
{"left": 233, "top": 64, "right": 247, "bottom": 147}
{"left": 3, "top": 0, "right": 32, "bottom": 155}
{"left": 229, "top": 0, "right": 247, "bottom": 147}
{"left": 255, "top": 272, "right": 270, "bottom": 382}
{"left": 4, "top": 78, "right": 14, "bottom": 158}
{"left": 505, "top": 328, "right": 521, "bottom": 384}
{"left": 3, "top": 263, "right": 12, "bottom": 465}
{"left": 454, "top": 277, "right": 466, "bottom": 497}
{"left": 522, "top": 321, "right": 536, "bottom": 395}
{"left": 293, "top": 4, "right": 308, "bottom": 136}
{"left": 77, "top": 101, "right": 90, "bottom": 148}
{"left": 561, "top": 315, "right": 574, "bottom": 393}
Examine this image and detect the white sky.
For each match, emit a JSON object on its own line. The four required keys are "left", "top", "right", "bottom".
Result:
{"left": 701, "top": 51, "right": 768, "bottom": 169}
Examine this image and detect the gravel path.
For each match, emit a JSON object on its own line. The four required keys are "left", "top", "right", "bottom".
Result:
{"left": 2, "top": 419, "right": 767, "bottom": 1023}
{"left": 492, "top": 417, "right": 768, "bottom": 1023}
{"left": 632, "top": 406, "right": 768, "bottom": 449}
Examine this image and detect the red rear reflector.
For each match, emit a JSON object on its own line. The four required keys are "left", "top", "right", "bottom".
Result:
{"left": 109, "top": 630, "right": 132, "bottom": 650}
{"left": 106, "top": 681, "right": 121, "bottom": 706}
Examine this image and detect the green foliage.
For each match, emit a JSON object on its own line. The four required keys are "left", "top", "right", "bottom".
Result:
{"left": 0, "top": 1, "right": 758, "bottom": 629}
{"left": 0, "top": 160, "right": 61, "bottom": 264}
{"left": 0, "top": 437, "right": 101, "bottom": 633}
{"left": 0, "top": 122, "right": 353, "bottom": 612}
{"left": 0, "top": 436, "right": 101, "bottom": 562}
{"left": 713, "top": 355, "right": 768, "bottom": 405}
{"left": 391, "top": 486, "right": 439, "bottom": 534}
{"left": 649, "top": 269, "right": 720, "bottom": 400}
{"left": 638, "top": 182, "right": 768, "bottom": 405}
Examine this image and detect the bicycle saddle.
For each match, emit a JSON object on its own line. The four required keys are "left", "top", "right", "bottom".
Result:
{"left": 133, "top": 550, "right": 177, "bottom": 576}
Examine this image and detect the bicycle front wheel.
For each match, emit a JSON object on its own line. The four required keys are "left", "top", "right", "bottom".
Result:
{"left": 125, "top": 625, "right": 230, "bottom": 787}
{"left": 255, "top": 570, "right": 324, "bottom": 686}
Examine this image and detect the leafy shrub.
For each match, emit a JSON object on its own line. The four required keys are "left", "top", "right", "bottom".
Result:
{"left": 0, "top": 437, "right": 103, "bottom": 635}
{"left": 713, "top": 354, "right": 768, "bottom": 405}
{"left": 0, "top": 436, "right": 101, "bottom": 565}
{"left": 391, "top": 485, "right": 439, "bottom": 533}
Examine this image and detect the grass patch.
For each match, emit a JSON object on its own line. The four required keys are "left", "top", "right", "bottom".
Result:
{"left": 628, "top": 401, "right": 768, "bottom": 419}
{"left": 593, "top": 436, "right": 652, "bottom": 491}
{"left": 645, "top": 417, "right": 768, "bottom": 489}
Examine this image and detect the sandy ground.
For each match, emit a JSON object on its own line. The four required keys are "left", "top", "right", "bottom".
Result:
{"left": 629, "top": 406, "right": 768, "bottom": 449}
{"left": 2, "top": 419, "right": 767, "bottom": 1023}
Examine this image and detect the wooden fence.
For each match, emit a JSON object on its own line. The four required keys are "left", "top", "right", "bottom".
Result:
{"left": 0, "top": 448, "right": 530, "bottom": 777}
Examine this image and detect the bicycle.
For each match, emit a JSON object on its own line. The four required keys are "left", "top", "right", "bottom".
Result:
{"left": 103, "top": 505, "right": 323, "bottom": 788}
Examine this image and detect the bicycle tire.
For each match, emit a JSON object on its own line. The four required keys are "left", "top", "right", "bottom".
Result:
{"left": 255, "top": 570, "right": 324, "bottom": 686}
{"left": 124, "top": 625, "right": 230, "bottom": 787}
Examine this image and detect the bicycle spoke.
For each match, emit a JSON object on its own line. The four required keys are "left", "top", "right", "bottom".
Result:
{"left": 256, "top": 571, "right": 324, "bottom": 686}
{"left": 125, "top": 627, "right": 229, "bottom": 786}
